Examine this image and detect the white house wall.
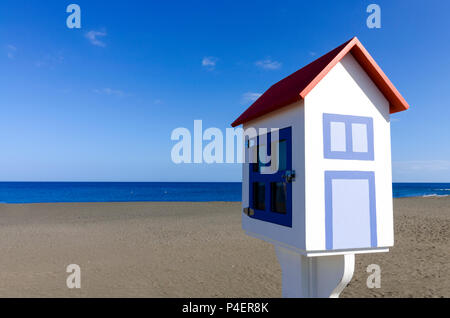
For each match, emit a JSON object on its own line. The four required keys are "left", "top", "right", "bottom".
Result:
{"left": 242, "top": 101, "right": 306, "bottom": 250}
{"left": 304, "top": 53, "right": 393, "bottom": 251}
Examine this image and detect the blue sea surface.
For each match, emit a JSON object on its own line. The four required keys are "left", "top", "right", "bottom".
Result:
{"left": 0, "top": 182, "right": 448, "bottom": 204}
{"left": 0, "top": 182, "right": 242, "bottom": 204}
{"left": 392, "top": 183, "right": 450, "bottom": 198}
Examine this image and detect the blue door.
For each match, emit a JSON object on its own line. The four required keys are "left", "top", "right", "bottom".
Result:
{"left": 247, "top": 126, "right": 293, "bottom": 227}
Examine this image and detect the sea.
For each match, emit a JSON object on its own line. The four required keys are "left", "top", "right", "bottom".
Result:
{"left": 0, "top": 182, "right": 448, "bottom": 204}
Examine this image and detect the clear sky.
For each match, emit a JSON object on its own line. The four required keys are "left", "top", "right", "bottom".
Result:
{"left": 0, "top": 0, "right": 449, "bottom": 182}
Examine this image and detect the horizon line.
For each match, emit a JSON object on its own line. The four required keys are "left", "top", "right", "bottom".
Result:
{"left": 0, "top": 181, "right": 448, "bottom": 183}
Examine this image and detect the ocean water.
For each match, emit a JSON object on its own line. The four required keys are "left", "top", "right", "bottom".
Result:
{"left": 392, "top": 183, "right": 450, "bottom": 198}
{"left": 0, "top": 182, "right": 242, "bottom": 204}
{"left": 0, "top": 182, "right": 448, "bottom": 204}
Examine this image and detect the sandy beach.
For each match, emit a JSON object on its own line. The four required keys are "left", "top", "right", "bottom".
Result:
{"left": 0, "top": 197, "right": 448, "bottom": 298}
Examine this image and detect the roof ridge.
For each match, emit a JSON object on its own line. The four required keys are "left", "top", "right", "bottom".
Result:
{"left": 231, "top": 37, "right": 408, "bottom": 127}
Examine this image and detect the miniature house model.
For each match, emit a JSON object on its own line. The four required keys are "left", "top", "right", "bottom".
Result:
{"left": 231, "top": 37, "right": 409, "bottom": 297}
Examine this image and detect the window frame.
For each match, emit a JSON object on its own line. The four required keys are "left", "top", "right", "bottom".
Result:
{"left": 324, "top": 170, "right": 378, "bottom": 250}
{"left": 248, "top": 126, "right": 292, "bottom": 227}
{"left": 323, "top": 113, "right": 374, "bottom": 160}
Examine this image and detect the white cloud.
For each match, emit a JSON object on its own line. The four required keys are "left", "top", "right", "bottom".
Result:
{"left": 93, "top": 88, "right": 126, "bottom": 97}
{"left": 85, "top": 30, "right": 107, "bottom": 47}
{"left": 255, "top": 58, "right": 282, "bottom": 70}
{"left": 242, "top": 92, "right": 262, "bottom": 104}
{"left": 393, "top": 160, "right": 450, "bottom": 172}
{"left": 35, "top": 51, "right": 64, "bottom": 68}
{"left": 6, "top": 44, "right": 17, "bottom": 59}
{"left": 202, "top": 56, "right": 218, "bottom": 70}
{"left": 392, "top": 160, "right": 450, "bottom": 182}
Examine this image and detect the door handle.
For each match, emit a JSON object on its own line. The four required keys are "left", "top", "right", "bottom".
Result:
{"left": 282, "top": 170, "right": 296, "bottom": 183}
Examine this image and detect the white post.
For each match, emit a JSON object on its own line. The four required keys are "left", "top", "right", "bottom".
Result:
{"left": 275, "top": 245, "right": 355, "bottom": 298}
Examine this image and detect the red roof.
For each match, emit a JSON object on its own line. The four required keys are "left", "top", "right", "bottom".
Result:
{"left": 231, "top": 37, "right": 409, "bottom": 127}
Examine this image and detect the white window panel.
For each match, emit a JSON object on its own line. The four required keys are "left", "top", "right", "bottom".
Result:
{"left": 330, "top": 121, "right": 346, "bottom": 152}
{"left": 352, "top": 123, "right": 368, "bottom": 153}
{"left": 331, "top": 179, "right": 371, "bottom": 249}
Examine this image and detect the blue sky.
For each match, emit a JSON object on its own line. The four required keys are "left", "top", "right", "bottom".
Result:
{"left": 0, "top": 0, "right": 449, "bottom": 182}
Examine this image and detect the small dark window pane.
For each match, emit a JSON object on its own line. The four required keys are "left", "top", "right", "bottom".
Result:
{"left": 271, "top": 182, "right": 287, "bottom": 214}
{"left": 257, "top": 144, "right": 269, "bottom": 173}
{"left": 253, "top": 144, "right": 266, "bottom": 173}
{"left": 278, "top": 140, "right": 287, "bottom": 171}
{"left": 253, "top": 182, "right": 265, "bottom": 210}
